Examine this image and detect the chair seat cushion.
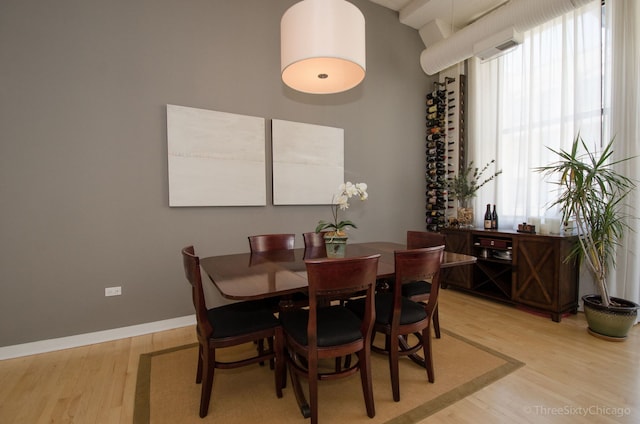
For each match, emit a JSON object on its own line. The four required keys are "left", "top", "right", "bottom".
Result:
{"left": 256, "top": 293, "right": 309, "bottom": 311}
{"left": 208, "top": 300, "right": 279, "bottom": 339}
{"left": 347, "top": 292, "right": 427, "bottom": 326}
{"left": 280, "top": 306, "right": 363, "bottom": 347}
{"left": 401, "top": 280, "right": 431, "bottom": 298}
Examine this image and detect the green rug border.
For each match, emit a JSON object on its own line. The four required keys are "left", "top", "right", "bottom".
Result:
{"left": 384, "top": 329, "right": 524, "bottom": 424}
{"left": 133, "top": 330, "right": 524, "bottom": 424}
{"left": 134, "top": 342, "right": 200, "bottom": 424}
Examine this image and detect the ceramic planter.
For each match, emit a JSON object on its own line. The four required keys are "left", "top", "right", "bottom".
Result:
{"left": 582, "top": 294, "right": 639, "bottom": 341}
{"left": 324, "top": 234, "right": 348, "bottom": 258}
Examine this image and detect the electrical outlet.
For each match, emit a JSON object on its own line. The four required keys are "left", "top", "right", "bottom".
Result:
{"left": 105, "top": 286, "right": 122, "bottom": 297}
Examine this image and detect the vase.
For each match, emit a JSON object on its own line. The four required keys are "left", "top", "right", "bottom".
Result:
{"left": 457, "top": 199, "right": 474, "bottom": 228}
{"left": 324, "top": 234, "right": 348, "bottom": 258}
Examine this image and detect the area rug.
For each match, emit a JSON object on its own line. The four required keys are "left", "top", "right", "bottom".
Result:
{"left": 134, "top": 329, "right": 523, "bottom": 424}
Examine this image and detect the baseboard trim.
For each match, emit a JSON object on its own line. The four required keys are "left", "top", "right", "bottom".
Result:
{"left": 0, "top": 315, "right": 196, "bottom": 360}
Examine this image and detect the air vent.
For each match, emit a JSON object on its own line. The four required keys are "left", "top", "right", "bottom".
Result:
{"left": 496, "top": 39, "right": 520, "bottom": 51}
{"left": 473, "top": 27, "right": 523, "bottom": 62}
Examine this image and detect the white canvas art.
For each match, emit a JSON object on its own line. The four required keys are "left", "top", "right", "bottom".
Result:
{"left": 167, "top": 105, "right": 266, "bottom": 206}
{"left": 272, "top": 119, "right": 344, "bottom": 205}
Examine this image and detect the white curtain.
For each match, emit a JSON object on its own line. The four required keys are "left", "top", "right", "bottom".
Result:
{"left": 468, "top": 0, "right": 602, "bottom": 229}
{"left": 469, "top": 0, "right": 640, "bottom": 316}
{"left": 605, "top": 0, "right": 640, "bottom": 314}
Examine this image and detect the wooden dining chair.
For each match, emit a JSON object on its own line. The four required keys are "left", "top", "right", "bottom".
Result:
{"left": 302, "top": 231, "right": 327, "bottom": 248}
{"left": 279, "top": 254, "right": 380, "bottom": 424}
{"left": 248, "top": 233, "right": 296, "bottom": 252}
{"left": 181, "top": 246, "right": 285, "bottom": 418}
{"left": 302, "top": 231, "right": 328, "bottom": 260}
{"left": 347, "top": 246, "right": 444, "bottom": 402}
{"left": 404, "top": 230, "right": 446, "bottom": 338}
{"left": 249, "top": 233, "right": 311, "bottom": 314}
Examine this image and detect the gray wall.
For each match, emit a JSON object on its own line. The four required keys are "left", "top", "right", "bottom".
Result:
{"left": 0, "top": 0, "right": 433, "bottom": 347}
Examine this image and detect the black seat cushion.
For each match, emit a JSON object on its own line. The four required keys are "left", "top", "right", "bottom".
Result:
{"left": 253, "top": 293, "right": 308, "bottom": 311}
{"left": 280, "top": 306, "right": 363, "bottom": 347}
{"left": 347, "top": 292, "right": 427, "bottom": 326}
{"left": 208, "top": 300, "right": 279, "bottom": 339}
{"left": 401, "top": 280, "right": 431, "bottom": 298}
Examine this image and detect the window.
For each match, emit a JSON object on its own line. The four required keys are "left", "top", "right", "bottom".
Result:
{"left": 469, "top": 1, "right": 603, "bottom": 229}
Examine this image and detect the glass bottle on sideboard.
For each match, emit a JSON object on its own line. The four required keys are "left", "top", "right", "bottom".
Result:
{"left": 484, "top": 204, "right": 492, "bottom": 230}
{"left": 491, "top": 205, "right": 498, "bottom": 229}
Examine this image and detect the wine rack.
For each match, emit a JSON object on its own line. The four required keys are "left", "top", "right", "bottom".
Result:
{"left": 425, "top": 75, "right": 466, "bottom": 231}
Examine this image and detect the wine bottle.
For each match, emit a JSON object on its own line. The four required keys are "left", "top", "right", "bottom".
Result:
{"left": 491, "top": 205, "right": 498, "bottom": 229}
{"left": 484, "top": 204, "right": 492, "bottom": 230}
{"left": 431, "top": 89, "right": 446, "bottom": 99}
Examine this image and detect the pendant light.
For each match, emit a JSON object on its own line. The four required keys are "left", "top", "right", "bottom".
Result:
{"left": 280, "top": 0, "right": 366, "bottom": 94}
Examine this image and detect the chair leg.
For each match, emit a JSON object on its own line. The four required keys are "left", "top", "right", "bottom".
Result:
{"left": 199, "top": 346, "right": 215, "bottom": 418}
{"left": 257, "top": 339, "right": 265, "bottom": 366}
{"left": 274, "top": 329, "right": 284, "bottom": 398}
{"left": 422, "top": 327, "right": 435, "bottom": 383}
{"left": 308, "top": 357, "right": 319, "bottom": 424}
{"left": 196, "top": 344, "right": 203, "bottom": 384}
{"left": 433, "top": 305, "right": 441, "bottom": 339}
{"left": 357, "top": 347, "right": 376, "bottom": 418}
{"left": 288, "top": 354, "right": 311, "bottom": 419}
{"left": 389, "top": 334, "right": 401, "bottom": 402}
{"left": 267, "top": 336, "right": 275, "bottom": 370}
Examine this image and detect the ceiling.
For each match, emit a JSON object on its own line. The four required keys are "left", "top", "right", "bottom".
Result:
{"left": 367, "top": 0, "right": 593, "bottom": 75}
{"left": 368, "top": 0, "right": 509, "bottom": 43}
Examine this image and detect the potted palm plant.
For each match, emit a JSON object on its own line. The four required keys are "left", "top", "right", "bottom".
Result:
{"left": 537, "top": 135, "right": 639, "bottom": 340}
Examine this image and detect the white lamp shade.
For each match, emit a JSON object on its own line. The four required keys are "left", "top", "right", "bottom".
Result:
{"left": 281, "top": 0, "right": 366, "bottom": 94}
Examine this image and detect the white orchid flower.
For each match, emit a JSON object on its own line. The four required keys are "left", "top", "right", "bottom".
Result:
{"left": 344, "top": 182, "right": 359, "bottom": 198}
{"left": 335, "top": 194, "right": 349, "bottom": 210}
{"left": 315, "top": 181, "right": 369, "bottom": 235}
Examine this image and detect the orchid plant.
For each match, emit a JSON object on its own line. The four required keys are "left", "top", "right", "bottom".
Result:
{"left": 315, "top": 182, "right": 368, "bottom": 236}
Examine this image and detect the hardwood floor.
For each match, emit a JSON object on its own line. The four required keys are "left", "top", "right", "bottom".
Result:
{"left": 1, "top": 289, "right": 638, "bottom": 423}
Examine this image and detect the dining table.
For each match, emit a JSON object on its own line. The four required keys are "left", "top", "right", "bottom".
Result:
{"left": 200, "top": 241, "right": 477, "bottom": 301}
{"left": 200, "top": 241, "right": 476, "bottom": 419}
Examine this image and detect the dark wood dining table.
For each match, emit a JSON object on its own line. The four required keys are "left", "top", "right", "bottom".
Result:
{"left": 200, "top": 241, "right": 476, "bottom": 419}
{"left": 200, "top": 241, "right": 476, "bottom": 301}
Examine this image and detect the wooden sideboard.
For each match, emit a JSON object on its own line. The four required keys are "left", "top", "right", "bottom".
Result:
{"left": 440, "top": 228, "right": 579, "bottom": 322}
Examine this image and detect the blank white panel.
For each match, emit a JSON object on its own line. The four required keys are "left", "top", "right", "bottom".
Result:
{"left": 167, "top": 105, "right": 266, "bottom": 206}
{"left": 272, "top": 119, "right": 344, "bottom": 205}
